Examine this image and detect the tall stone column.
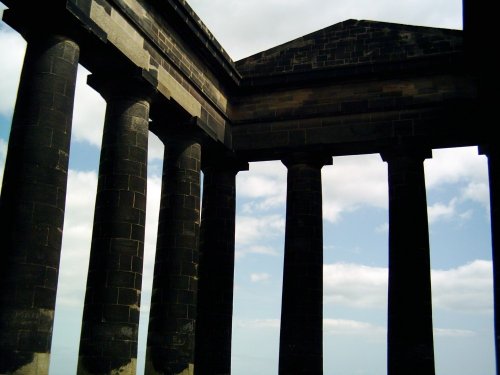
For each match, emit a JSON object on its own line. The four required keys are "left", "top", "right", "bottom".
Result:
{"left": 146, "top": 134, "right": 202, "bottom": 375}
{"left": 0, "top": 34, "right": 79, "bottom": 374}
{"left": 194, "top": 156, "right": 248, "bottom": 375}
{"left": 77, "top": 74, "right": 154, "bottom": 375}
{"left": 279, "top": 153, "right": 331, "bottom": 375}
{"left": 382, "top": 147, "right": 435, "bottom": 375}
{"left": 479, "top": 145, "right": 500, "bottom": 374}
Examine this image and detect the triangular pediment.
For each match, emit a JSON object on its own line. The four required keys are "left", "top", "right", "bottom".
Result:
{"left": 236, "top": 19, "right": 462, "bottom": 76}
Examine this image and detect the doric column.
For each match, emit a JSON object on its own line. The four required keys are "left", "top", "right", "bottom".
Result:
{"left": 381, "top": 147, "right": 435, "bottom": 375}
{"left": 77, "top": 73, "right": 154, "bottom": 375}
{"left": 194, "top": 155, "right": 248, "bottom": 375}
{"left": 479, "top": 145, "right": 500, "bottom": 374}
{"left": 145, "top": 133, "right": 202, "bottom": 375}
{"left": 0, "top": 33, "right": 79, "bottom": 374}
{"left": 279, "top": 153, "right": 332, "bottom": 375}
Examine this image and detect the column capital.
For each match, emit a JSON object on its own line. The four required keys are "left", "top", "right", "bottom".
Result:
{"left": 201, "top": 151, "right": 249, "bottom": 175}
{"left": 87, "top": 68, "right": 158, "bottom": 103}
{"left": 2, "top": 6, "right": 78, "bottom": 43}
{"left": 380, "top": 145, "right": 432, "bottom": 163}
{"left": 479, "top": 144, "right": 500, "bottom": 158}
{"left": 150, "top": 112, "right": 210, "bottom": 145}
{"left": 282, "top": 152, "right": 332, "bottom": 169}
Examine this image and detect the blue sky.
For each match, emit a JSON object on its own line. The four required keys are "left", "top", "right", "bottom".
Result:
{"left": 0, "top": 0, "right": 495, "bottom": 374}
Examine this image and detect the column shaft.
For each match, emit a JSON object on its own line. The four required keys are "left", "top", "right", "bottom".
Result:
{"left": 279, "top": 155, "right": 329, "bottom": 375}
{"left": 146, "top": 137, "right": 201, "bottom": 375}
{"left": 383, "top": 150, "right": 435, "bottom": 375}
{"left": 0, "top": 34, "right": 79, "bottom": 374}
{"left": 481, "top": 146, "right": 500, "bottom": 375}
{"left": 77, "top": 76, "right": 152, "bottom": 375}
{"left": 195, "top": 161, "right": 245, "bottom": 375}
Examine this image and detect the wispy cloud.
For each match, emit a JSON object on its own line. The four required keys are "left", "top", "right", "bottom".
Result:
{"left": 432, "top": 260, "right": 493, "bottom": 313}
{"left": 324, "top": 263, "right": 388, "bottom": 308}
{"left": 250, "top": 273, "right": 271, "bottom": 283}
{"left": 235, "top": 317, "right": 476, "bottom": 340}
{"left": 323, "top": 154, "right": 388, "bottom": 223}
{"left": 236, "top": 214, "right": 285, "bottom": 245}
{"left": 235, "top": 318, "right": 280, "bottom": 329}
{"left": 323, "top": 260, "right": 493, "bottom": 313}
{"left": 236, "top": 148, "right": 489, "bottom": 229}
{"left": 236, "top": 245, "right": 280, "bottom": 260}
{"left": 434, "top": 328, "right": 476, "bottom": 337}
{"left": 234, "top": 317, "right": 385, "bottom": 336}
{"left": 428, "top": 198, "right": 458, "bottom": 224}
{"left": 461, "top": 181, "right": 490, "bottom": 208}
{"left": 425, "top": 147, "right": 487, "bottom": 189}
{"left": 324, "top": 318, "right": 386, "bottom": 336}
{"left": 238, "top": 161, "right": 286, "bottom": 213}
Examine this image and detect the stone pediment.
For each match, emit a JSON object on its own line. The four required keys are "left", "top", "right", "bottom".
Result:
{"left": 236, "top": 19, "right": 462, "bottom": 77}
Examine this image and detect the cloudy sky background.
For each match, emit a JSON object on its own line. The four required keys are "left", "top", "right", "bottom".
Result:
{"left": 0, "top": 0, "right": 496, "bottom": 374}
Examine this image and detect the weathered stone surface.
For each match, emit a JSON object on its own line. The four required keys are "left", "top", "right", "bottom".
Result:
{"left": 66, "top": 0, "right": 236, "bottom": 146}
{"left": 194, "top": 157, "right": 248, "bottom": 375}
{"left": 0, "top": 0, "right": 491, "bottom": 374}
{"left": 77, "top": 74, "right": 152, "bottom": 375}
{"left": 237, "top": 20, "right": 462, "bottom": 75}
{"left": 146, "top": 135, "right": 201, "bottom": 375}
{"left": 382, "top": 146, "right": 435, "bottom": 375}
{"left": 279, "top": 154, "right": 332, "bottom": 375}
{"left": 0, "top": 33, "right": 79, "bottom": 374}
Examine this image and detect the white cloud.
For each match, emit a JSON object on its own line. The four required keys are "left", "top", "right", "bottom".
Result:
{"left": 425, "top": 147, "right": 488, "bottom": 190}
{"left": 323, "top": 260, "right": 493, "bottom": 314}
{"left": 323, "top": 154, "right": 388, "bottom": 223}
{"left": 324, "top": 263, "right": 388, "bottom": 308}
{"left": 72, "top": 66, "right": 106, "bottom": 147}
{"left": 434, "top": 328, "right": 476, "bottom": 337}
{"left": 235, "top": 317, "right": 386, "bottom": 336}
{"left": 56, "top": 170, "right": 98, "bottom": 307}
{"left": 237, "top": 161, "right": 286, "bottom": 213}
{"left": 140, "top": 174, "right": 162, "bottom": 312}
{"left": 250, "top": 273, "right": 271, "bottom": 283}
{"left": 236, "top": 245, "right": 280, "bottom": 260}
{"left": 237, "top": 149, "right": 488, "bottom": 228}
{"left": 148, "top": 132, "right": 164, "bottom": 163}
{"left": 235, "top": 319, "right": 280, "bottom": 329}
{"left": 428, "top": 198, "right": 458, "bottom": 224}
{"left": 238, "top": 155, "right": 388, "bottom": 224}
{"left": 432, "top": 260, "right": 493, "bottom": 313}
{"left": 0, "top": 27, "right": 25, "bottom": 116}
{"left": 461, "top": 181, "right": 490, "bottom": 208}
{"left": 324, "top": 318, "right": 386, "bottom": 336}
{"left": 424, "top": 148, "right": 490, "bottom": 224}
{"left": 235, "top": 214, "right": 285, "bottom": 245}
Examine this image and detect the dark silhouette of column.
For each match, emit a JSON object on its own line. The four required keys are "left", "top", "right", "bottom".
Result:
{"left": 194, "top": 155, "right": 248, "bottom": 375}
{"left": 77, "top": 73, "right": 154, "bottom": 375}
{"left": 382, "top": 147, "right": 435, "bottom": 375}
{"left": 0, "top": 33, "right": 79, "bottom": 374}
{"left": 146, "top": 134, "right": 202, "bottom": 375}
{"left": 279, "top": 153, "right": 331, "bottom": 375}
{"left": 480, "top": 145, "right": 500, "bottom": 375}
